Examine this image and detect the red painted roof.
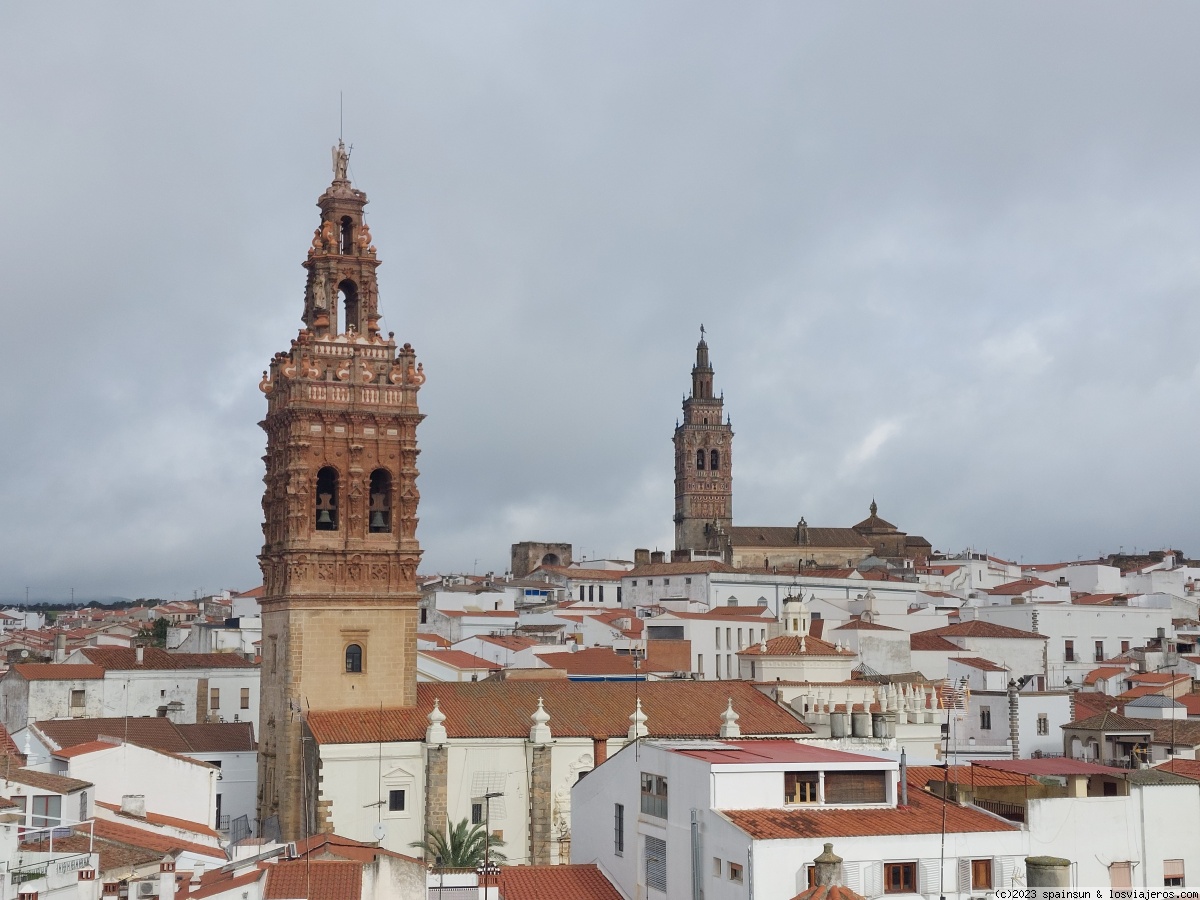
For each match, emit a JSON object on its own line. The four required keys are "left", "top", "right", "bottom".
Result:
{"left": 792, "top": 885, "right": 867, "bottom": 900}
{"left": 723, "top": 788, "right": 1016, "bottom": 839}
{"left": 496, "top": 864, "right": 623, "bottom": 900}
{"left": 668, "top": 740, "right": 888, "bottom": 766}
{"left": 308, "top": 680, "right": 810, "bottom": 743}
{"left": 1155, "top": 758, "right": 1200, "bottom": 780}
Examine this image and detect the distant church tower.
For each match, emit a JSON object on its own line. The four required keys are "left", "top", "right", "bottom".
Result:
{"left": 673, "top": 328, "right": 733, "bottom": 555}
{"left": 256, "top": 142, "right": 424, "bottom": 840}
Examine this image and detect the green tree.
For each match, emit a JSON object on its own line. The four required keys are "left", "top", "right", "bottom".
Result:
{"left": 410, "top": 817, "right": 506, "bottom": 867}
{"left": 135, "top": 618, "right": 168, "bottom": 648}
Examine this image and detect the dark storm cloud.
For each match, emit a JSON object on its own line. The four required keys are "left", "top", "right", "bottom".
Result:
{"left": 4, "top": 3, "right": 1200, "bottom": 599}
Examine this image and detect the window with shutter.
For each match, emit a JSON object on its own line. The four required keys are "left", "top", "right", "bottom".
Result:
{"left": 842, "top": 862, "right": 862, "bottom": 894}
{"left": 862, "top": 861, "right": 883, "bottom": 897}
{"left": 958, "top": 859, "right": 972, "bottom": 893}
{"left": 1165, "top": 859, "right": 1185, "bottom": 887}
{"left": 972, "top": 859, "right": 993, "bottom": 890}
{"left": 824, "top": 771, "right": 887, "bottom": 804}
{"left": 1109, "top": 862, "right": 1132, "bottom": 888}
{"left": 919, "top": 859, "right": 940, "bottom": 895}
{"left": 645, "top": 836, "right": 666, "bottom": 893}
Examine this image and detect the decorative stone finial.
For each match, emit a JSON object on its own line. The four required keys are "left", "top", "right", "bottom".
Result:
{"left": 530, "top": 697, "right": 552, "bottom": 745}
{"left": 813, "top": 842, "right": 844, "bottom": 886}
{"left": 719, "top": 698, "right": 741, "bottom": 738}
{"left": 870, "top": 498, "right": 878, "bottom": 517}
{"left": 628, "top": 698, "right": 649, "bottom": 739}
{"left": 426, "top": 698, "right": 447, "bottom": 746}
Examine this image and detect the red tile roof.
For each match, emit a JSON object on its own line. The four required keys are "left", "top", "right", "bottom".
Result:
{"left": 79, "top": 648, "right": 256, "bottom": 670}
{"left": 1130, "top": 673, "right": 1188, "bottom": 685}
{"left": 629, "top": 560, "right": 739, "bottom": 577}
{"left": 1154, "top": 758, "right": 1200, "bottom": 780}
{"left": 987, "top": 578, "right": 1054, "bottom": 595}
{"left": 971, "top": 758, "right": 1127, "bottom": 777}
{"left": 96, "top": 800, "right": 220, "bottom": 837}
{"left": 723, "top": 788, "right": 1016, "bottom": 839}
{"left": 952, "top": 657, "right": 1007, "bottom": 672}
{"left": 792, "top": 884, "right": 867, "bottom": 900}
{"left": 36, "top": 717, "right": 256, "bottom": 753}
{"left": 90, "top": 817, "right": 224, "bottom": 860}
{"left": 264, "top": 860, "right": 361, "bottom": 900}
{"left": 905, "top": 764, "right": 1036, "bottom": 788}
{"left": 669, "top": 740, "right": 886, "bottom": 766}
{"left": 52, "top": 740, "right": 119, "bottom": 759}
{"left": 538, "top": 641, "right": 692, "bottom": 676}
{"left": 475, "top": 634, "right": 537, "bottom": 650}
{"left": 738, "top": 634, "right": 855, "bottom": 658}
{"left": 10, "top": 663, "right": 106, "bottom": 680}
{"left": 919, "top": 621, "right": 1046, "bottom": 640}
{"left": 496, "top": 864, "right": 624, "bottom": 900}
{"left": 910, "top": 632, "right": 961, "bottom": 652}
{"left": 832, "top": 619, "right": 901, "bottom": 632}
{"left": 418, "top": 650, "right": 501, "bottom": 671}
{"left": 2, "top": 767, "right": 91, "bottom": 793}
{"left": 1084, "top": 666, "right": 1127, "bottom": 685}
{"left": 307, "top": 680, "right": 810, "bottom": 744}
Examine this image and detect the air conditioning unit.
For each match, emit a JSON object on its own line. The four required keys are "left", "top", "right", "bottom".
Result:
{"left": 137, "top": 881, "right": 157, "bottom": 897}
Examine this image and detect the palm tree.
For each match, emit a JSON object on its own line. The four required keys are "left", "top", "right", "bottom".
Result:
{"left": 410, "top": 817, "right": 507, "bottom": 867}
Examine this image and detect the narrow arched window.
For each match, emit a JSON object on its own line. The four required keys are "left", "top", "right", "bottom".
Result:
{"left": 340, "top": 216, "right": 354, "bottom": 255}
{"left": 315, "top": 466, "right": 339, "bottom": 531}
{"left": 369, "top": 469, "right": 392, "bottom": 533}
{"left": 710, "top": 449, "right": 720, "bottom": 470}
{"left": 345, "top": 643, "right": 363, "bottom": 673}
{"left": 338, "top": 279, "right": 360, "bottom": 335}
{"left": 696, "top": 449, "right": 705, "bottom": 470}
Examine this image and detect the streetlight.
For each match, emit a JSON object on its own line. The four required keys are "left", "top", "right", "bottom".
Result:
{"left": 481, "top": 791, "right": 502, "bottom": 874}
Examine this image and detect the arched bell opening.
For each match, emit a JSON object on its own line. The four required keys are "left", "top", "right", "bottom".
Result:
{"left": 369, "top": 469, "right": 393, "bottom": 533}
{"left": 315, "top": 466, "right": 339, "bottom": 531}
{"left": 338, "top": 279, "right": 360, "bottom": 335}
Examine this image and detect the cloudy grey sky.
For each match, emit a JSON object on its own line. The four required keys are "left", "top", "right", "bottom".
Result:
{"left": 4, "top": 3, "right": 1200, "bottom": 601}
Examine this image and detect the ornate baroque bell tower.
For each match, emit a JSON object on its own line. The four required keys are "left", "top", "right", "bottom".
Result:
{"left": 673, "top": 328, "right": 733, "bottom": 556}
{"left": 256, "top": 142, "right": 424, "bottom": 839}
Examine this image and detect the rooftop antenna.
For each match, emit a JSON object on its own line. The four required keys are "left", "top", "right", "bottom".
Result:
{"left": 339, "top": 91, "right": 343, "bottom": 142}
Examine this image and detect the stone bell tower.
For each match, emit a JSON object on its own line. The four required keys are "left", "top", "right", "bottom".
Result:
{"left": 673, "top": 327, "right": 733, "bottom": 556}
{"left": 256, "top": 142, "right": 424, "bottom": 840}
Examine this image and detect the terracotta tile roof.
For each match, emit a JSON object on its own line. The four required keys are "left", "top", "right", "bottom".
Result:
{"left": 79, "top": 648, "right": 256, "bottom": 670}
{"left": 972, "top": 758, "right": 1127, "bottom": 777}
{"left": 1178, "top": 694, "right": 1200, "bottom": 716}
{"left": 739, "top": 634, "right": 855, "bottom": 658}
{"left": 1130, "top": 673, "right": 1188, "bottom": 685}
{"left": 417, "top": 633, "right": 452, "bottom": 648}
{"left": 905, "top": 764, "right": 1036, "bottom": 788}
{"left": 987, "top": 578, "right": 1054, "bottom": 595}
{"left": 952, "top": 657, "right": 1007, "bottom": 672}
{"left": 52, "top": 740, "right": 120, "bottom": 759}
{"left": 2, "top": 767, "right": 91, "bottom": 793}
{"left": 920, "top": 621, "right": 1046, "bottom": 640}
{"left": 669, "top": 740, "right": 887, "bottom": 766}
{"left": 1155, "top": 758, "right": 1200, "bottom": 779}
{"left": 476, "top": 634, "right": 537, "bottom": 650}
{"left": 628, "top": 560, "right": 738, "bottom": 577}
{"left": 496, "top": 864, "right": 623, "bottom": 900}
{"left": 307, "top": 680, "right": 810, "bottom": 744}
{"left": 264, "top": 860, "right": 361, "bottom": 900}
{"left": 1068, "top": 711, "right": 1154, "bottom": 732}
{"left": 236, "top": 585, "right": 265, "bottom": 598}
{"left": 1144, "top": 718, "right": 1200, "bottom": 746}
{"left": 419, "top": 649, "right": 501, "bottom": 671}
{"left": 910, "top": 632, "right": 960, "bottom": 652}
{"left": 1084, "top": 666, "right": 1127, "bottom": 685}
{"left": 21, "top": 832, "right": 162, "bottom": 876}
{"left": 88, "top": 817, "right": 224, "bottom": 860}
{"left": 1072, "top": 594, "right": 1126, "bottom": 605}
{"left": 95, "top": 800, "right": 220, "bottom": 837}
{"left": 177, "top": 865, "right": 267, "bottom": 900}
{"left": 661, "top": 608, "right": 774, "bottom": 622}
{"left": 291, "top": 832, "right": 422, "bottom": 864}
{"left": 729, "top": 526, "right": 871, "bottom": 549}
{"left": 1117, "top": 685, "right": 1171, "bottom": 700}
{"left": 537, "top": 641, "right": 692, "bottom": 676}
{"left": 792, "top": 884, "right": 867, "bottom": 900}
{"left": 723, "top": 788, "right": 1016, "bottom": 839}
{"left": 36, "top": 717, "right": 256, "bottom": 753}
{"left": 832, "top": 619, "right": 901, "bottom": 632}
{"left": 1073, "top": 692, "right": 1117, "bottom": 719}
{"left": 10, "top": 663, "right": 106, "bottom": 680}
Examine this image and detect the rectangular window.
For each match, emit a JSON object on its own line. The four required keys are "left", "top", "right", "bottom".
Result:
{"left": 1064, "top": 640, "right": 1075, "bottom": 662}
{"left": 980, "top": 707, "right": 992, "bottom": 730}
{"left": 716, "top": 656, "right": 722, "bottom": 679}
{"left": 784, "top": 771, "right": 818, "bottom": 804}
{"left": 729, "top": 862, "right": 743, "bottom": 883}
{"left": 1037, "top": 714, "right": 1049, "bottom": 735}
{"left": 599, "top": 585, "right": 604, "bottom": 602}
{"left": 31, "top": 795, "right": 61, "bottom": 829}
{"left": 685, "top": 577, "right": 692, "bottom": 585}
{"left": 736, "top": 627, "right": 743, "bottom": 649}
{"left": 972, "top": 859, "right": 993, "bottom": 890}
{"left": 640, "top": 772, "right": 668, "bottom": 818}
{"left": 579, "top": 586, "right": 584, "bottom": 602}
{"left": 617, "top": 587, "right": 622, "bottom": 604}
{"left": 697, "top": 654, "right": 704, "bottom": 675}
{"left": 70, "top": 689, "right": 85, "bottom": 709}
{"left": 645, "top": 836, "right": 666, "bottom": 893}
{"left": 632, "top": 581, "right": 637, "bottom": 587}
{"left": 471, "top": 802, "right": 483, "bottom": 825}
{"left": 1095, "top": 640, "right": 1105, "bottom": 662}
{"left": 824, "top": 771, "right": 887, "bottom": 804}
{"left": 210, "top": 688, "right": 220, "bottom": 710}
{"left": 713, "top": 857, "right": 722, "bottom": 877}
{"left": 1165, "top": 860, "right": 1185, "bottom": 887}
{"left": 241, "top": 688, "right": 250, "bottom": 710}
{"left": 884, "top": 862, "right": 916, "bottom": 893}
{"left": 727, "top": 654, "right": 733, "bottom": 678}
{"left": 589, "top": 585, "right": 594, "bottom": 602}
{"left": 388, "top": 790, "right": 405, "bottom": 812}
{"left": 664, "top": 578, "right": 670, "bottom": 586}
{"left": 614, "top": 803, "right": 624, "bottom": 855}
{"left": 725, "top": 627, "right": 731, "bottom": 648}
{"left": 715, "top": 627, "right": 721, "bottom": 650}
{"left": 1121, "top": 640, "right": 1131, "bottom": 653}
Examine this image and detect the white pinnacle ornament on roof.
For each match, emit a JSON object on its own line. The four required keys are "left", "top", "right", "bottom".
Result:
{"left": 719, "top": 698, "right": 741, "bottom": 738}
{"left": 628, "top": 697, "right": 649, "bottom": 739}
{"left": 426, "top": 698, "right": 448, "bottom": 746}
{"left": 530, "top": 697, "right": 552, "bottom": 745}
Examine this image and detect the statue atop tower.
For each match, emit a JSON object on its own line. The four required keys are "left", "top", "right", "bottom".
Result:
{"left": 673, "top": 327, "right": 733, "bottom": 558}
{"left": 256, "top": 148, "right": 424, "bottom": 840}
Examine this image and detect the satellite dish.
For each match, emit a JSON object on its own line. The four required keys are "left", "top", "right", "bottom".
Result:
{"left": 20, "top": 650, "right": 28, "bottom": 658}
{"left": 372, "top": 822, "right": 387, "bottom": 842}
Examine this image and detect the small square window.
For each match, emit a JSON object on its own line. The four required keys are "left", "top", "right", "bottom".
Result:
{"left": 713, "top": 857, "right": 722, "bottom": 877}
{"left": 388, "top": 790, "right": 405, "bottom": 812}
{"left": 729, "top": 862, "right": 743, "bottom": 883}
{"left": 1037, "top": 714, "right": 1049, "bottom": 736}
{"left": 664, "top": 578, "right": 670, "bottom": 585}
{"left": 685, "top": 578, "right": 692, "bottom": 585}
{"left": 471, "top": 802, "right": 483, "bottom": 825}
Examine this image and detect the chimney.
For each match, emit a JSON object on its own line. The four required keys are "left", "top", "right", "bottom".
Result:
{"left": 592, "top": 736, "right": 608, "bottom": 767}
{"left": 77, "top": 869, "right": 100, "bottom": 900}
{"left": 812, "top": 842, "right": 844, "bottom": 886}
{"left": 135, "top": 645, "right": 145, "bottom": 665}
{"left": 634, "top": 549, "right": 651, "bottom": 566}
{"left": 101, "top": 884, "right": 120, "bottom": 899}
{"left": 120, "top": 794, "right": 146, "bottom": 818}
{"left": 159, "top": 857, "right": 177, "bottom": 900}
{"left": 54, "top": 633, "right": 66, "bottom": 664}
{"left": 899, "top": 749, "right": 909, "bottom": 806}
{"left": 650, "top": 551, "right": 665, "bottom": 565}
{"left": 1008, "top": 680, "right": 1020, "bottom": 760}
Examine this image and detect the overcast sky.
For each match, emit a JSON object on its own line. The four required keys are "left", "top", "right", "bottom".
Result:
{"left": 4, "top": 3, "right": 1200, "bottom": 601}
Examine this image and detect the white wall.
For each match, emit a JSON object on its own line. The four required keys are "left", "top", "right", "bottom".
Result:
{"left": 66, "top": 743, "right": 217, "bottom": 827}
